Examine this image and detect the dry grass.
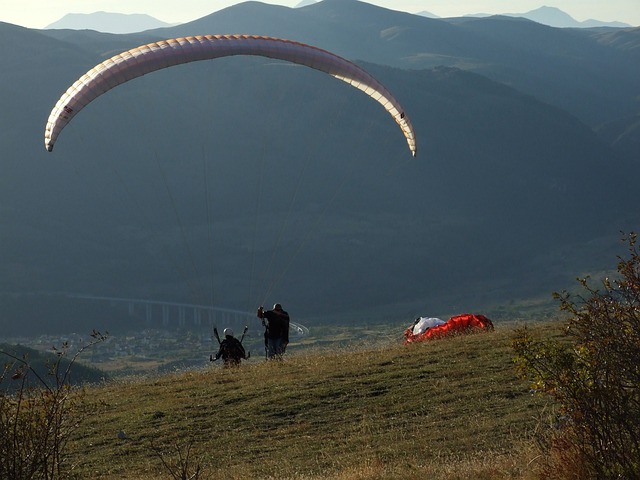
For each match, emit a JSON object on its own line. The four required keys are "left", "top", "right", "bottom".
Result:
{"left": 64, "top": 322, "right": 557, "bottom": 479}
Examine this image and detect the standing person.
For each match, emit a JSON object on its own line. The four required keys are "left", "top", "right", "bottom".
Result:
{"left": 257, "top": 303, "right": 290, "bottom": 359}
{"left": 210, "top": 328, "right": 247, "bottom": 367}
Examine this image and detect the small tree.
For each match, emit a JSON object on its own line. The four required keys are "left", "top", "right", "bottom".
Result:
{"left": 513, "top": 232, "right": 640, "bottom": 479}
{"left": 0, "top": 330, "right": 107, "bottom": 480}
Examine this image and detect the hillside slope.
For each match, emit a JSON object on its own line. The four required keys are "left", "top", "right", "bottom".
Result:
{"left": 1, "top": 1, "right": 639, "bottom": 334}
{"left": 66, "top": 325, "right": 548, "bottom": 479}
{"left": 3, "top": 53, "right": 634, "bottom": 330}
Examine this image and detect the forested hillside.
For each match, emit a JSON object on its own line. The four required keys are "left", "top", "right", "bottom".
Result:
{"left": 1, "top": 1, "right": 638, "bottom": 335}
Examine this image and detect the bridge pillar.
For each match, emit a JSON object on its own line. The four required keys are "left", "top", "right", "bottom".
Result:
{"left": 162, "top": 305, "right": 170, "bottom": 327}
{"left": 145, "top": 303, "right": 152, "bottom": 326}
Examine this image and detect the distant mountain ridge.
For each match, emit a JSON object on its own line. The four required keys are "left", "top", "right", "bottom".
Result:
{"left": 459, "top": 5, "right": 632, "bottom": 28}
{"left": 45, "top": 11, "right": 176, "bottom": 34}
{"left": 515, "top": 6, "right": 631, "bottom": 28}
{"left": 45, "top": 4, "right": 631, "bottom": 34}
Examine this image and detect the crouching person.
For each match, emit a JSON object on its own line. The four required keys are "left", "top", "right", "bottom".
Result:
{"left": 211, "top": 328, "right": 247, "bottom": 368}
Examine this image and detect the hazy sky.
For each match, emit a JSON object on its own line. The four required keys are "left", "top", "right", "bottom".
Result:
{"left": 2, "top": 0, "right": 639, "bottom": 29}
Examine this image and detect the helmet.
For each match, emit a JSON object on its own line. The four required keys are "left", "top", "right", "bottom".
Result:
{"left": 223, "top": 328, "right": 234, "bottom": 337}
{"left": 273, "top": 303, "right": 282, "bottom": 311}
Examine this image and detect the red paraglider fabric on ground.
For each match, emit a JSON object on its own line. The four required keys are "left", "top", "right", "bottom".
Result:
{"left": 403, "top": 313, "right": 494, "bottom": 344}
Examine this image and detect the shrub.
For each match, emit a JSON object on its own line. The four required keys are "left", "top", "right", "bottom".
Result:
{"left": 0, "top": 330, "right": 107, "bottom": 479}
{"left": 513, "top": 232, "right": 640, "bottom": 479}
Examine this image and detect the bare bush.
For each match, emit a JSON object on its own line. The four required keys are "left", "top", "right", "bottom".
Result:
{"left": 150, "top": 435, "right": 207, "bottom": 480}
{"left": 0, "top": 330, "right": 107, "bottom": 479}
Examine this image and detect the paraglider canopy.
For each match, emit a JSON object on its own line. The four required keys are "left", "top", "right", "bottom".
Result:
{"left": 404, "top": 314, "right": 494, "bottom": 343}
{"left": 44, "top": 34, "right": 417, "bottom": 156}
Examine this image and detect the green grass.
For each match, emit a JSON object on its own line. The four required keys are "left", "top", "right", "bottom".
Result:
{"left": 66, "top": 322, "right": 559, "bottom": 479}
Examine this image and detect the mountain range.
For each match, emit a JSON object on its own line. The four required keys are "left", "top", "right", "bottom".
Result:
{"left": 45, "top": 4, "right": 632, "bottom": 34}
{"left": 1, "top": 0, "right": 639, "bottom": 336}
{"left": 437, "top": 5, "right": 632, "bottom": 28}
{"left": 45, "top": 11, "right": 177, "bottom": 33}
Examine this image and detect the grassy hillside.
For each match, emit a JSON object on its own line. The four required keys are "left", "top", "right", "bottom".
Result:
{"left": 66, "top": 321, "right": 559, "bottom": 479}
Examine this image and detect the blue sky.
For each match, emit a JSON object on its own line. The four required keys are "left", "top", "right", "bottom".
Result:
{"left": 2, "top": 0, "right": 639, "bottom": 29}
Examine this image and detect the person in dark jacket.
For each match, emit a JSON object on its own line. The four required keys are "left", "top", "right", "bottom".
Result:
{"left": 211, "top": 328, "right": 246, "bottom": 367}
{"left": 257, "top": 303, "right": 290, "bottom": 359}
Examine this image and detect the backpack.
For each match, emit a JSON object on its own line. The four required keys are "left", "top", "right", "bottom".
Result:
{"left": 220, "top": 338, "right": 245, "bottom": 361}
